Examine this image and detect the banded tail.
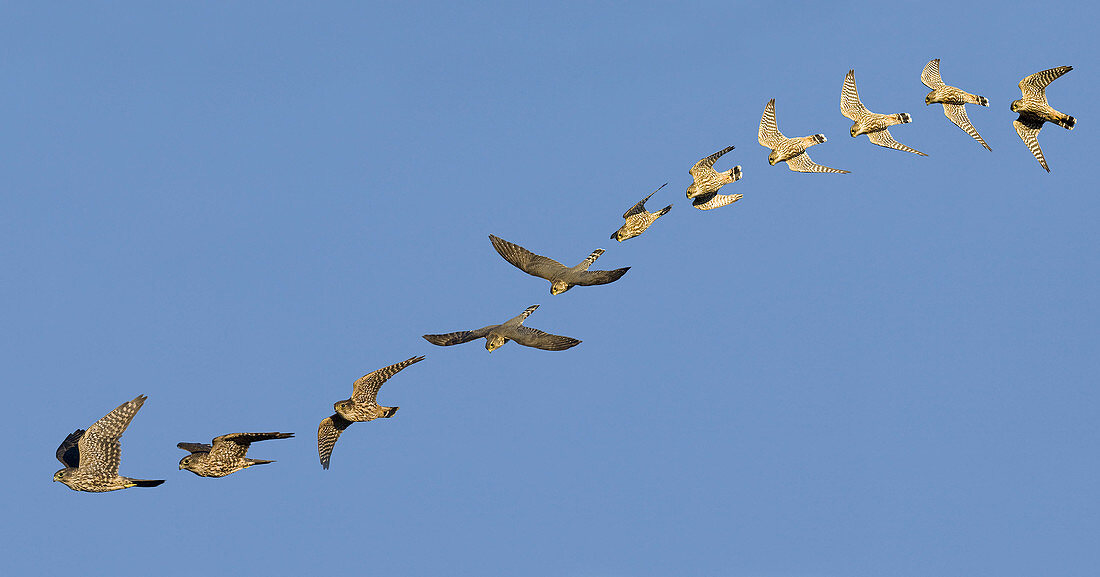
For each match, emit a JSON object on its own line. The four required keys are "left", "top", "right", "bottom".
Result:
{"left": 811, "top": 134, "right": 827, "bottom": 144}
{"left": 518, "top": 304, "right": 539, "bottom": 321}
{"left": 655, "top": 204, "right": 672, "bottom": 218}
{"left": 578, "top": 249, "right": 604, "bottom": 270}
{"left": 976, "top": 95, "right": 989, "bottom": 107}
{"left": 895, "top": 113, "right": 913, "bottom": 123}
{"left": 726, "top": 165, "right": 743, "bottom": 182}
{"left": 1057, "top": 114, "right": 1076, "bottom": 130}
{"left": 127, "top": 478, "right": 165, "bottom": 488}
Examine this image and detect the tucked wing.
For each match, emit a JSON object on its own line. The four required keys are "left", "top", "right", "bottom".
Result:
{"left": 623, "top": 183, "right": 667, "bottom": 218}
{"left": 840, "top": 70, "right": 869, "bottom": 120}
{"left": 56, "top": 429, "right": 84, "bottom": 468}
{"left": 866, "top": 128, "right": 927, "bottom": 156}
{"left": 78, "top": 395, "right": 147, "bottom": 477}
{"left": 1013, "top": 117, "right": 1049, "bottom": 172}
{"left": 785, "top": 152, "right": 850, "bottom": 174}
{"left": 922, "top": 59, "right": 945, "bottom": 89}
{"left": 210, "top": 432, "right": 294, "bottom": 460}
{"left": 352, "top": 356, "right": 425, "bottom": 404}
{"left": 690, "top": 146, "right": 734, "bottom": 177}
{"left": 693, "top": 192, "right": 743, "bottom": 211}
{"left": 317, "top": 414, "right": 352, "bottom": 470}
{"left": 507, "top": 325, "right": 581, "bottom": 351}
{"left": 572, "top": 267, "right": 629, "bottom": 287}
{"left": 422, "top": 326, "right": 492, "bottom": 347}
{"left": 176, "top": 442, "right": 213, "bottom": 454}
{"left": 758, "top": 99, "right": 785, "bottom": 148}
{"left": 1019, "top": 66, "right": 1073, "bottom": 102}
{"left": 489, "top": 235, "right": 567, "bottom": 281}
{"left": 943, "top": 104, "right": 991, "bottom": 150}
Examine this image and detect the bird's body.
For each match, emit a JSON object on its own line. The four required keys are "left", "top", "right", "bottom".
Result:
{"left": 612, "top": 183, "right": 672, "bottom": 241}
{"left": 841, "top": 70, "right": 927, "bottom": 156}
{"left": 423, "top": 304, "right": 580, "bottom": 353}
{"left": 758, "top": 99, "right": 849, "bottom": 174}
{"left": 489, "top": 235, "right": 629, "bottom": 295}
{"left": 921, "top": 59, "right": 991, "bottom": 151}
{"left": 53, "top": 395, "right": 164, "bottom": 492}
{"left": 1010, "top": 66, "right": 1075, "bottom": 172}
{"left": 317, "top": 356, "right": 425, "bottom": 469}
{"left": 685, "top": 146, "right": 743, "bottom": 210}
{"left": 178, "top": 432, "right": 294, "bottom": 478}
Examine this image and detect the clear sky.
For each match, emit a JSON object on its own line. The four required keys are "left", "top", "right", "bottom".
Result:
{"left": 2, "top": 2, "right": 1096, "bottom": 576}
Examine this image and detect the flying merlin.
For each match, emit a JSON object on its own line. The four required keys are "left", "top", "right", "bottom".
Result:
{"left": 422, "top": 304, "right": 580, "bottom": 353}
{"left": 612, "top": 183, "right": 672, "bottom": 241}
{"left": 685, "top": 146, "right": 744, "bottom": 210}
{"left": 1011, "top": 66, "right": 1075, "bottom": 172}
{"left": 178, "top": 432, "right": 294, "bottom": 478}
{"left": 489, "top": 235, "right": 629, "bottom": 295}
{"left": 841, "top": 69, "right": 927, "bottom": 156}
{"left": 53, "top": 395, "right": 165, "bottom": 492}
{"left": 921, "top": 58, "right": 991, "bottom": 151}
{"left": 759, "top": 99, "right": 849, "bottom": 174}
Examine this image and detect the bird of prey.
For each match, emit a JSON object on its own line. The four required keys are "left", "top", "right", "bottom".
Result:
{"left": 841, "top": 69, "right": 927, "bottom": 156}
{"left": 921, "top": 59, "right": 991, "bottom": 150}
{"left": 685, "top": 146, "right": 744, "bottom": 210}
{"left": 423, "top": 304, "right": 580, "bottom": 353}
{"left": 612, "top": 183, "right": 672, "bottom": 241}
{"left": 489, "top": 235, "right": 629, "bottom": 295}
{"left": 53, "top": 395, "right": 164, "bottom": 492}
{"left": 1010, "top": 66, "right": 1075, "bottom": 172}
{"left": 178, "top": 432, "right": 294, "bottom": 478}
{"left": 318, "top": 356, "right": 425, "bottom": 470}
{"left": 758, "top": 99, "right": 849, "bottom": 174}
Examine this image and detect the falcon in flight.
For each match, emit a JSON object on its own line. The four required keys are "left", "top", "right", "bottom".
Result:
{"left": 178, "top": 432, "right": 294, "bottom": 477}
{"left": 921, "top": 59, "right": 991, "bottom": 150}
{"left": 841, "top": 69, "right": 927, "bottom": 156}
{"left": 53, "top": 395, "right": 164, "bottom": 492}
{"left": 318, "top": 356, "right": 425, "bottom": 470}
{"left": 685, "top": 146, "right": 744, "bottom": 210}
{"left": 612, "top": 183, "right": 672, "bottom": 241}
{"left": 759, "top": 99, "right": 849, "bottom": 174}
{"left": 1011, "top": 66, "right": 1075, "bottom": 172}
{"left": 489, "top": 235, "right": 629, "bottom": 295}
{"left": 422, "top": 304, "right": 580, "bottom": 353}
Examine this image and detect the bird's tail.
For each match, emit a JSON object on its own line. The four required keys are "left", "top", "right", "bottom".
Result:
{"left": 247, "top": 459, "right": 276, "bottom": 467}
{"left": 127, "top": 478, "right": 165, "bottom": 488}
{"left": 727, "top": 165, "right": 743, "bottom": 182}
{"left": 1057, "top": 114, "right": 1076, "bottom": 130}
{"left": 655, "top": 204, "right": 673, "bottom": 218}
{"left": 975, "top": 95, "right": 989, "bottom": 107}
{"left": 810, "top": 134, "right": 827, "bottom": 145}
{"left": 579, "top": 249, "right": 604, "bottom": 270}
{"left": 895, "top": 113, "right": 913, "bottom": 123}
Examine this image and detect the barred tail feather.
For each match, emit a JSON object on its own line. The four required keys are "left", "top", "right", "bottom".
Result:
{"left": 656, "top": 204, "right": 672, "bottom": 217}
{"left": 896, "top": 113, "right": 912, "bottom": 123}
{"left": 976, "top": 95, "right": 989, "bottom": 107}
{"left": 811, "top": 134, "right": 826, "bottom": 144}
{"left": 731, "top": 165, "right": 743, "bottom": 181}
{"left": 128, "top": 479, "right": 165, "bottom": 488}
{"left": 1059, "top": 115, "right": 1076, "bottom": 130}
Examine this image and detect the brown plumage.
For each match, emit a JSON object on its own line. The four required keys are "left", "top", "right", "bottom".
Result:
{"left": 921, "top": 58, "right": 991, "bottom": 151}
{"left": 685, "top": 146, "right": 743, "bottom": 209}
{"left": 758, "top": 99, "right": 849, "bottom": 174}
{"left": 1010, "top": 66, "right": 1075, "bottom": 172}
{"left": 422, "top": 304, "right": 580, "bottom": 353}
{"left": 178, "top": 432, "right": 294, "bottom": 478}
{"left": 612, "top": 183, "right": 672, "bottom": 241}
{"left": 841, "top": 69, "right": 927, "bottom": 156}
{"left": 489, "top": 235, "right": 629, "bottom": 295}
{"left": 53, "top": 395, "right": 164, "bottom": 492}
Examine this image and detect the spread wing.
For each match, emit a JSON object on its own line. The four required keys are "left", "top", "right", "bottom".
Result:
{"left": 78, "top": 395, "right": 147, "bottom": 476}
{"left": 318, "top": 414, "right": 352, "bottom": 470}
{"left": 692, "top": 192, "right": 743, "bottom": 211}
{"left": 623, "top": 183, "right": 667, "bottom": 218}
{"left": 758, "top": 99, "right": 785, "bottom": 148}
{"left": 1013, "top": 117, "right": 1049, "bottom": 172}
{"left": 506, "top": 325, "right": 581, "bottom": 351}
{"left": 489, "top": 235, "right": 566, "bottom": 281}
{"left": 572, "top": 267, "right": 629, "bottom": 287}
{"left": 56, "top": 429, "right": 84, "bottom": 468}
{"left": 1019, "top": 66, "right": 1072, "bottom": 102}
{"left": 176, "top": 442, "right": 212, "bottom": 454}
{"left": 785, "top": 152, "right": 850, "bottom": 174}
{"left": 422, "top": 326, "right": 492, "bottom": 347}
{"left": 690, "top": 146, "right": 734, "bottom": 177}
{"left": 943, "top": 104, "right": 991, "bottom": 150}
{"left": 210, "top": 432, "right": 294, "bottom": 460}
{"left": 352, "top": 356, "right": 425, "bottom": 404}
{"left": 866, "top": 128, "right": 927, "bottom": 156}
{"left": 841, "top": 70, "right": 869, "bottom": 120}
{"left": 921, "top": 59, "right": 945, "bottom": 89}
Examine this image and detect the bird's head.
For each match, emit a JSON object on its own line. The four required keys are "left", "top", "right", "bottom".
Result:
{"left": 178, "top": 455, "right": 192, "bottom": 471}
{"left": 850, "top": 125, "right": 860, "bottom": 137}
{"left": 1010, "top": 99, "right": 1023, "bottom": 113}
{"left": 767, "top": 150, "right": 779, "bottom": 166}
{"left": 924, "top": 94, "right": 933, "bottom": 106}
{"left": 550, "top": 281, "right": 571, "bottom": 295}
{"left": 611, "top": 230, "right": 621, "bottom": 241}
{"left": 52, "top": 469, "right": 67, "bottom": 483}
{"left": 485, "top": 335, "right": 507, "bottom": 352}
{"left": 334, "top": 400, "right": 351, "bottom": 414}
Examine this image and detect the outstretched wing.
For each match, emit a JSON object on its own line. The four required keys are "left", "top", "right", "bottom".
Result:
{"left": 507, "top": 325, "right": 581, "bottom": 351}
{"left": 78, "top": 395, "right": 147, "bottom": 476}
{"left": 1019, "top": 66, "right": 1073, "bottom": 103}
{"left": 210, "top": 432, "right": 294, "bottom": 460}
{"left": 572, "top": 267, "right": 630, "bottom": 287}
{"left": 489, "top": 235, "right": 567, "bottom": 281}
{"left": 690, "top": 146, "right": 734, "bottom": 177}
{"left": 943, "top": 104, "right": 991, "bottom": 150}
{"left": 318, "top": 415, "right": 352, "bottom": 470}
{"left": 176, "top": 442, "right": 212, "bottom": 454}
{"left": 56, "top": 429, "right": 84, "bottom": 468}
{"left": 692, "top": 192, "right": 743, "bottom": 211}
{"left": 758, "top": 99, "right": 785, "bottom": 148}
{"left": 866, "top": 128, "right": 927, "bottom": 156}
{"left": 840, "top": 69, "right": 869, "bottom": 120}
{"left": 785, "top": 152, "right": 850, "bottom": 174}
{"left": 623, "top": 183, "right": 667, "bottom": 218}
{"left": 921, "top": 59, "right": 945, "bottom": 89}
{"left": 1013, "top": 117, "right": 1049, "bottom": 172}
{"left": 352, "top": 356, "right": 425, "bottom": 404}
{"left": 422, "top": 326, "right": 492, "bottom": 347}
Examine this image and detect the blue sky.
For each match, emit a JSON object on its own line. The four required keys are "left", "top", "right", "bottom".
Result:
{"left": 2, "top": 2, "right": 1096, "bottom": 576}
